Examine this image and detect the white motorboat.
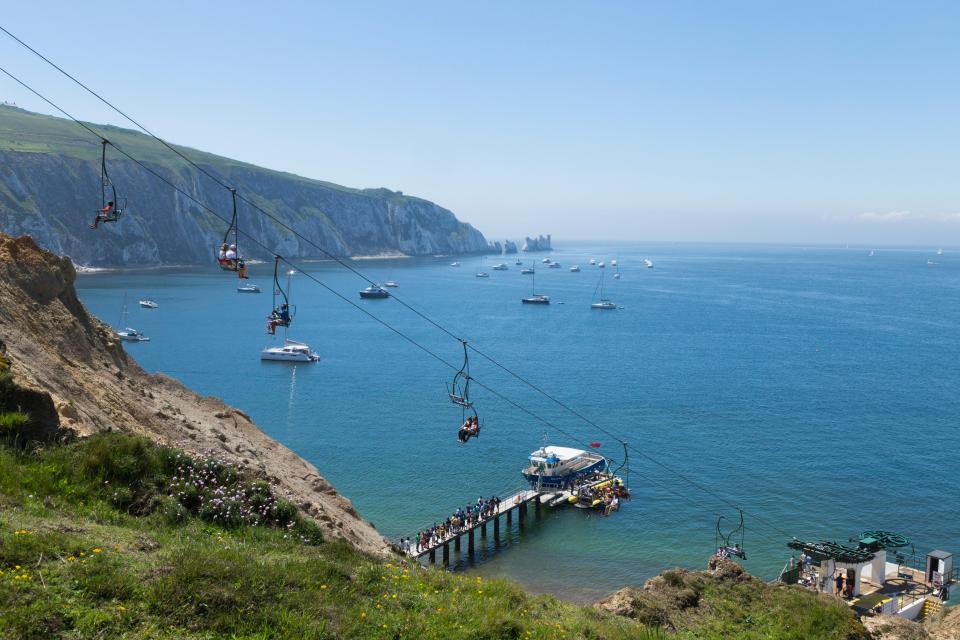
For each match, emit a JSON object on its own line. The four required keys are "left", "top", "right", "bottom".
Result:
{"left": 542, "top": 258, "right": 551, "bottom": 264}
{"left": 644, "top": 259, "right": 654, "bottom": 268}
{"left": 611, "top": 259, "right": 618, "bottom": 266}
{"left": 359, "top": 284, "right": 390, "bottom": 299}
{"left": 937, "top": 248, "right": 943, "bottom": 256}
{"left": 476, "top": 272, "right": 489, "bottom": 278}
{"left": 237, "top": 284, "right": 261, "bottom": 293}
{"left": 492, "top": 263, "right": 508, "bottom": 271}
{"left": 598, "top": 261, "right": 605, "bottom": 268}
{"left": 521, "top": 267, "right": 534, "bottom": 274}
{"left": 570, "top": 265, "right": 581, "bottom": 272}
{"left": 117, "top": 327, "right": 150, "bottom": 342}
{"left": 613, "top": 272, "right": 621, "bottom": 279}
{"left": 589, "top": 258, "right": 596, "bottom": 265}
{"left": 450, "top": 261, "right": 461, "bottom": 267}
{"left": 138, "top": 299, "right": 158, "bottom": 309}
{"left": 383, "top": 280, "right": 399, "bottom": 287}
{"left": 548, "top": 262, "right": 561, "bottom": 268}
{"left": 515, "top": 259, "right": 523, "bottom": 265}
{"left": 260, "top": 339, "right": 319, "bottom": 362}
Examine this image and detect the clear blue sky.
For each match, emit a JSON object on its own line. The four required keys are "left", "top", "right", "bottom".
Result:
{"left": 2, "top": 1, "right": 958, "bottom": 245}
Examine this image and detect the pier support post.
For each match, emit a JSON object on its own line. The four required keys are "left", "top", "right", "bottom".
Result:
{"left": 535, "top": 496, "right": 541, "bottom": 518}
{"left": 506, "top": 509, "right": 512, "bottom": 527}
{"left": 429, "top": 548, "right": 436, "bottom": 564}
{"left": 518, "top": 501, "right": 526, "bottom": 528}
{"left": 494, "top": 516, "right": 500, "bottom": 542}
{"left": 454, "top": 535, "right": 461, "bottom": 552}
{"left": 468, "top": 528, "right": 475, "bottom": 556}
{"left": 442, "top": 542, "right": 449, "bottom": 566}
{"left": 481, "top": 521, "right": 487, "bottom": 538}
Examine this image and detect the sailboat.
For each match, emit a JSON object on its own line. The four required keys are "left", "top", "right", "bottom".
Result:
{"left": 591, "top": 269, "right": 616, "bottom": 310}
{"left": 521, "top": 266, "right": 550, "bottom": 304}
{"left": 116, "top": 295, "right": 150, "bottom": 342}
{"left": 261, "top": 267, "right": 319, "bottom": 362}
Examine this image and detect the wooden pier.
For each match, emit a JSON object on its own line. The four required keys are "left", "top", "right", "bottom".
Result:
{"left": 406, "top": 488, "right": 546, "bottom": 566}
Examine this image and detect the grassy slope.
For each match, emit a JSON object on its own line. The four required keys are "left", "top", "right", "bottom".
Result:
{"left": 0, "top": 433, "right": 661, "bottom": 640}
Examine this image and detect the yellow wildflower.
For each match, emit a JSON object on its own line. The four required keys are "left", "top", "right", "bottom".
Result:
{"left": 67, "top": 556, "right": 76, "bottom": 562}
{"left": 117, "top": 605, "right": 126, "bottom": 612}
{"left": 92, "top": 548, "right": 102, "bottom": 554}
{"left": 320, "top": 584, "right": 327, "bottom": 590}
{"left": 360, "top": 611, "right": 367, "bottom": 618}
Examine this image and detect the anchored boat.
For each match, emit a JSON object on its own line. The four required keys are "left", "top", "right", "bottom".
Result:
{"left": 261, "top": 338, "right": 320, "bottom": 362}
{"left": 360, "top": 284, "right": 390, "bottom": 299}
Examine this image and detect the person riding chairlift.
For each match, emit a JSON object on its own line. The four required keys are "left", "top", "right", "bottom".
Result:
{"left": 266, "top": 303, "right": 291, "bottom": 335}
{"left": 218, "top": 243, "right": 231, "bottom": 267}
{"left": 90, "top": 201, "right": 114, "bottom": 229}
{"left": 458, "top": 415, "right": 480, "bottom": 443}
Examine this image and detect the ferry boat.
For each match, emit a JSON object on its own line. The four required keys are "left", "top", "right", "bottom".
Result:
{"left": 138, "top": 299, "right": 158, "bottom": 309}
{"left": 260, "top": 339, "right": 319, "bottom": 362}
{"left": 359, "top": 284, "right": 390, "bottom": 299}
{"left": 521, "top": 446, "right": 608, "bottom": 490}
{"left": 492, "top": 263, "right": 508, "bottom": 271}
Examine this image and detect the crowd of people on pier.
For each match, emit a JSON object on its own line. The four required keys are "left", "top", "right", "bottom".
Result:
{"left": 404, "top": 495, "right": 504, "bottom": 553}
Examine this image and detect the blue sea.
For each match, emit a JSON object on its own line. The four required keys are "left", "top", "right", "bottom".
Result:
{"left": 75, "top": 243, "right": 960, "bottom": 602}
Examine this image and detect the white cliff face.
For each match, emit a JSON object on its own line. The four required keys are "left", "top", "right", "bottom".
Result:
{"left": 0, "top": 142, "right": 488, "bottom": 267}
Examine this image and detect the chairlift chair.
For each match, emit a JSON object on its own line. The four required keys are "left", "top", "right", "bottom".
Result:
{"left": 94, "top": 140, "right": 125, "bottom": 224}
{"left": 216, "top": 189, "right": 240, "bottom": 271}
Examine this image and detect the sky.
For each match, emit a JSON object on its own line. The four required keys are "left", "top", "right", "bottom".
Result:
{"left": 1, "top": 1, "right": 958, "bottom": 245}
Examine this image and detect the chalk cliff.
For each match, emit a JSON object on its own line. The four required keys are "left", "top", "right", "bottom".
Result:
{"left": 0, "top": 105, "right": 488, "bottom": 267}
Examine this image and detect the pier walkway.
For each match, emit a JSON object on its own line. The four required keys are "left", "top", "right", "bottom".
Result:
{"left": 406, "top": 488, "right": 547, "bottom": 566}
